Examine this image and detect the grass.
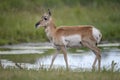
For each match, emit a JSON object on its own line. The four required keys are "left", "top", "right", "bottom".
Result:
{"left": 0, "top": 68, "right": 120, "bottom": 80}
{"left": 0, "top": 54, "right": 43, "bottom": 63}
{"left": 0, "top": 53, "right": 120, "bottom": 80}
{"left": 0, "top": 49, "right": 54, "bottom": 63}
{"left": 0, "top": 0, "right": 120, "bottom": 45}
{"left": 0, "top": 1, "right": 120, "bottom": 79}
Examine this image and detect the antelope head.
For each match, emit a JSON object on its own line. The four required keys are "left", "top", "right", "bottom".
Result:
{"left": 35, "top": 9, "right": 52, "bottom": 28}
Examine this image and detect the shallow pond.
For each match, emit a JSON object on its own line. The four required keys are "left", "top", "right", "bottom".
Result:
{"left": 0, "top": 42, "right": 120, "bottom": 71}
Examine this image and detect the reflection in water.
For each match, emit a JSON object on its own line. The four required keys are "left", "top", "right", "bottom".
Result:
{"left": 0, "top": 43, "right": 120, "bottom": 71}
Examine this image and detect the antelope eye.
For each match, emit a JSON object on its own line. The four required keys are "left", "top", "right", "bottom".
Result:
{"left": 44, "top": 17, "right": 48, "bottom": 20}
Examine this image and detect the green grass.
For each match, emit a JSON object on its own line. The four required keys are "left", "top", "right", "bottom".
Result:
{"left": 0, "top": 0, "right": 120, "bottom": 45}
{"left": 0, "top": 54, "right": 43, "bottom": 63}
{"left": 0, "top": 49, "right": 54, "bottom": 63}
{"left": 0, "top": 68, "right": 120, "bottom": 80}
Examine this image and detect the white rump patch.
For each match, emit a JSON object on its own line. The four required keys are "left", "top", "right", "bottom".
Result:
{"left": 92, "top": 27, "right": 102, "bottom": 43}
{"left": 62, "top": 34, "right": 82, "bottom": 47}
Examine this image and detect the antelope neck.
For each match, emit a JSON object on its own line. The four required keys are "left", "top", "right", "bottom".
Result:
{"left": 45, "top": 21, "right": 56, "bottom": 41}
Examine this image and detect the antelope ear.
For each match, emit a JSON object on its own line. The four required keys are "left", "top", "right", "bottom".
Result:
{"left": 48, "top": 9, "right": 51, "bottom": 16}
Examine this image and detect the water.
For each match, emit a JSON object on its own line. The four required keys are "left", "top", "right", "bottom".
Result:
{"left": 0, "top": 42, "right": 120, "bottom": 71}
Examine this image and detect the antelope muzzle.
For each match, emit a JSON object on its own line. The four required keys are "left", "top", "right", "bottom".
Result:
{"left": 35, "top": 22, "right": 40, "bottom": 28}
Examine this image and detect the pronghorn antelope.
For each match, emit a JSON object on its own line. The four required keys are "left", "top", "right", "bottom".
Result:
{"left": 35, "top": 9, "right": 102, "bottom": 71}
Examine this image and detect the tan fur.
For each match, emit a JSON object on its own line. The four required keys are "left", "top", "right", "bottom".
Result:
{"left": 53, "top": 26, "right": 96, "bottom": 45}
{"left": 35, "top": 10, "right": 102, "bottom": 71}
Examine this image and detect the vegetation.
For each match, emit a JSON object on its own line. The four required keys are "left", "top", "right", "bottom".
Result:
{"left": 0, "top": 49, "right": 54, "bottom": 63}
{"left": 0, "top": 48, "right": 120, "bottom": 80}
{"left": 0, "top": 0, "right": 120, "bottom": 45}
{"left": 0, "top": 68, "right": 120, "bottom": 80}
{"left": 0, "top": 1, "right": 120, "bottom": 79}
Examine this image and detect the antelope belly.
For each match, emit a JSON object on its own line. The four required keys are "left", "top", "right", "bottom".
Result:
{"left": 62, "top": 35, "right": 82, "bottom": 47}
